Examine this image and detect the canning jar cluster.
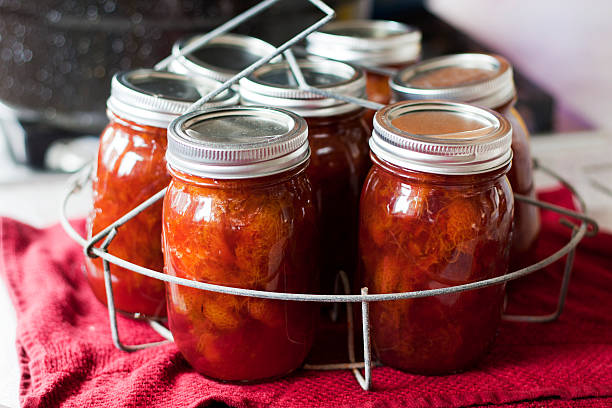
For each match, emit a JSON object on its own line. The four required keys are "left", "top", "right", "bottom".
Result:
{"left": 85, "top": 20, "right": 537, "bottom": 382}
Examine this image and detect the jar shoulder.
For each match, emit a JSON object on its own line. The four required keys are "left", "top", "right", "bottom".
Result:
{"left": 164, "top": 174, "right": 316, "bottom": 228}
{"left": 361, "top": 165, "right": 514, "bottom": 228}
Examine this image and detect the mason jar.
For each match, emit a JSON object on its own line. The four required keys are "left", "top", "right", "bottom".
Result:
{"left": 306, "top": 20, "right": 421, "bottom": 126}
{"left": 360, "top": 100, "right": 514, "bottom": 374}
{"left": 163, "top": 106, "right": 318, "bottom": 381}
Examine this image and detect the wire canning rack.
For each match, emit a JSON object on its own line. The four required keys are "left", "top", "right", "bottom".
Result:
{"left": 59, "top": 0, "right": 599, "bottom": 392}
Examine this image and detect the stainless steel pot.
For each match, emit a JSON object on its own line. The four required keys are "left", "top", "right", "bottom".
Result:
{"left": 0, "top": 0, "right": 252, "bottom": 132}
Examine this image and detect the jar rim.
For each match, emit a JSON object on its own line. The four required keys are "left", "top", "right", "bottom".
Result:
{"left": 371, "top": 100, "right": 513, "bottom": 175}
{"left": 390, "top": 54, "right": 515, "bottom": 109}
{"left": 169, "top": 33, "right": 279, "bottom": 82}
{"left": 239, "top": 59, "right": 366, "bottom": 117}
{"left": 370, "top": 149, "right": 511, "bottom": 185}
{"left": 305, "top": 19, "right": 421, "bottom": 66}
{"left": 166, "top": 106, "right": 310, "bottom": 179}
{"left": 107, "top": 69, "right": 238, "bottom": 128}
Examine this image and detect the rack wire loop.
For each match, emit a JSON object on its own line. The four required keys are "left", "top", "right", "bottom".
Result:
{"left": 63, "top": 137, "right": 596, "bottom": 340}
{"left": 357, "top": 287, "right": 372, "bottom": 391}
{"left": 502, "top": 224, "right": 579, "bottom": 323}
{"left": 100, "top": 228, "right": 169, "bottom": 351}
{"left": 64, "top": 209, "right": 590, "bottom": 304}
{"left": 186, "top": 0, "right": 336, "bottom": 111}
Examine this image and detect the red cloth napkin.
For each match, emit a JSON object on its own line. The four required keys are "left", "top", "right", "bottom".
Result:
{"left": 1, "top": 187, "right": 611, "bottom": 408}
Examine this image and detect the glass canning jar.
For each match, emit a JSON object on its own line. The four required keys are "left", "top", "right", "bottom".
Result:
{"left": 168, "top": 33, "right": 278, "bottom": 85}
{"left": 163, "top": 106, "right": 318, "bottom": 382}
{"left": 240, "top": 59, "right": 370, "bottom": 294}
{"left": 390, "top": 54, "right": 539, "bottom": 268}
{"left": 360, "top": 101, "right": 514, "bottom": 374}
{"left": 86, "top": 70, "right": 237, "bottom": 319}
{"left": 305, "top": 20, "right": 421, "bottom": 125}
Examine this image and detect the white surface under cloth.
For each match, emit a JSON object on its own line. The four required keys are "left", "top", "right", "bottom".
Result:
{"left": 0, "top": 130, "right": 611, "bottom": 408}
{"left": 530, "top": 131, "right": 612, "bottom": 229}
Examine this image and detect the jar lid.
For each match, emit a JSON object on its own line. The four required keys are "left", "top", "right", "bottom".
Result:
{"left": 239, "top": 60, "right": 366, "bottom": 117}
{"left": 167, "top": 106, "right": 309, "bottom": 179}
{"left": 305, "top": 20, "right": 421, "bottom": 67}
{"left": 169, "top": 34, "right": 278, "bottom": 83}
{"left": 390, "top": 54, "right": 515, "bottom": 109}
{"left": 107, "top": 69, "right": 239, "bottom": 128}
{"left": 371, "top": 100, "right": 513, "bottom": 175}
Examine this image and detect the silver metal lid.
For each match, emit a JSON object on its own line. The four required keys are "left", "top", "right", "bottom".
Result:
{"left": 168, "top": 34, "right": 278, "bottom": 83}
{"left": 305, "top": 20, "right": 421, "bottom": 67}
{"left": 166, "top": 106, "right": 310, "bottom": 179}
{"left": 371, "top": 101, "right": 513, "bottom": 175}
{"left": 239, "top": 60, "right": 366, "bottom": 117}
{"left": 390, "top": 54, "right": 516, "bottom": 109}
{"left": 107, "top": 69, "right": 239, "bottom": 128}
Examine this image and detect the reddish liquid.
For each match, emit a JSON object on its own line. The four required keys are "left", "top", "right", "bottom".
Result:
{"left": 162, "top": 165, "right": 318, "bottom": 381}
{"left": 305, "top": 111, "right": 371, "bottom": 294}
{"left": 86, "top": 114, "right": 169, "bottom": 318}
{"left": 359, "top": 155, "right": 513, "bottom": 374}
{"left": 366, "top": 71, "right": 393, "bottom": 107}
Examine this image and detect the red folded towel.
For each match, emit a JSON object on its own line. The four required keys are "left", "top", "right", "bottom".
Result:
{"left": 1, "top": 187, "right": 611, "bottom": 408}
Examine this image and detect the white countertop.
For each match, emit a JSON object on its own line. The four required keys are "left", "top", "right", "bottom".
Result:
{"left": 0, "top": 130, "right": 611, "bottom": 408}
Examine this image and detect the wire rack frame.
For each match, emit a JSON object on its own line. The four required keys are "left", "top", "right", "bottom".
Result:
{"left": 58, "top": 0, "right": 600, "bottom": 391}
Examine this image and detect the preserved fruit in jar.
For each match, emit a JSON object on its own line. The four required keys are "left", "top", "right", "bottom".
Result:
{"left": 306, "top": 20, "right": 421, "bottom": 125}
{"left": 86, "top": 70, "right": 237, "bottom": 319}
{"left": 390, "top": 54, "right": 539, "bottom": 268}
{"left": 360, "top": 101, "right": 514, "bottom": 374}
{"left": 240, "top": 60, "right": 370, "bottom": 294}
{"left": 163, "top": 106, "right": 318, "bottom": 381}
